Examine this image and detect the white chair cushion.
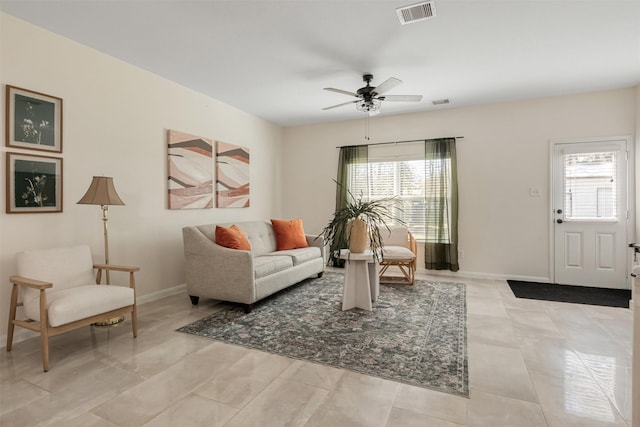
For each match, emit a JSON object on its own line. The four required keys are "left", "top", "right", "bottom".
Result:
{"left": 23, "top": 285, "right": 134, "bottom": 327}
{"left": 381, "top": 246, "right": 416, "bottom": 260}
{"left": 382, "top": 226, "right": 409, "bottom": 247}
{"left": 17, "top": 245, "right": 95, "bottom": 305}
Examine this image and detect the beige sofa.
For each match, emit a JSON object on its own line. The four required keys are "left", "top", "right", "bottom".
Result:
{"left": 182, "top": 221, "right": 324, "bottom": 312}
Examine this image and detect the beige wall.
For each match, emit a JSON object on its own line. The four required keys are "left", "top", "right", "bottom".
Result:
{"left": 0, "top": 14, "right": 284, "bottom": 342}
{"left": 282, "top": 88, "right": 638, "bottom": 281}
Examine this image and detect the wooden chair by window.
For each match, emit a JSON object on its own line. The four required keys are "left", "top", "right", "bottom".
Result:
{"left": 6, "top": 245, "right": 139, "bottom": 371}
{"left": 379, "top": 226, "right": 418, "bottom": 285}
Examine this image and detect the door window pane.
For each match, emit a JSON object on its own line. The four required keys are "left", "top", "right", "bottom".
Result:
{"left": 563, "top": 152, "right": 616, "bottom": 220}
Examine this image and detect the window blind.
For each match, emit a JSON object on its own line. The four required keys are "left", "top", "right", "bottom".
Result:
{"left": 348, "top": 156, "right": 451, "bottom": 242}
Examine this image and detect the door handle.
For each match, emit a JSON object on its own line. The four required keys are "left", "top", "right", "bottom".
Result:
{"left": 556, "top": 219, "right": 563, "bottom": 224}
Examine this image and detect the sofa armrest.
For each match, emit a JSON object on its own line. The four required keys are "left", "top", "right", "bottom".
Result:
{"left": 183, "top": 226, "right": 256, "bottom": 303}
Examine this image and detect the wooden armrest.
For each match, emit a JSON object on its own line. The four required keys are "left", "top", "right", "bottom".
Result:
{"left": 93, "top": 263, "right": 140, "bottom": 273}
{"left": 408, "top": 232, "right": 417, "bottom": 253}
{"left": 9, "top": 275, "right": 53, "bottom": 289}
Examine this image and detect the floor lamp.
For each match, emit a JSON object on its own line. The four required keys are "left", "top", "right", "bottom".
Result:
{"left": 77, "top": 176, "right": 125, "bottom": 325}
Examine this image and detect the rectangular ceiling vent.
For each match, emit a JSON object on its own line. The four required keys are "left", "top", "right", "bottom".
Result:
{"left": 396, "top": 1, "right": 436, "bottom": 25}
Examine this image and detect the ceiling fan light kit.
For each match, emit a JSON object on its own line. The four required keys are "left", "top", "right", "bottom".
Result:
{"left": 355, "top": 99, "right": 381, "bottom": 113}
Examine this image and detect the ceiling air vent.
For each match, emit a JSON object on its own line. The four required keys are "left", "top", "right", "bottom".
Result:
{"left": 396, "top": 1, "right": 436, "bottom": 25}
{"left": 432, "top": 98, "right": 450, "bottom": 105}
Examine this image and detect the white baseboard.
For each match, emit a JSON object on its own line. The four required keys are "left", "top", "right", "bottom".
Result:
{"left": 1, "top": 283, "right": 188, "bottom": 349}
{"left": 136, "top": 283, "right": 186, "bottom": 305}
{"left": 415, "top": 268, "right": 550, "bottom": 284}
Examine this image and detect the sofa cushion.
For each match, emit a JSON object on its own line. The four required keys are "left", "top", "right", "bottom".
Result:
{"left": 265, "top": 247, "right": 321, "bottom": 266}
{"left": 233, "top": 222, "right": 278, "bottom": 256}
{"left": 215, "top": 225, "right": 251, "bottom": 251}
{"left": 270, "top": 218, "right": 309, "bottom": 251}
{"left": 254, "top": 255, "right": 293, "bottom": 279}
{"left": 382, "top": 246, "right": 416, "bottom": 260}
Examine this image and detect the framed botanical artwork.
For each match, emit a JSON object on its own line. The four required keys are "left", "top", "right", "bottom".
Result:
{"left": 6, "top": 152, "right": 63, "bottom": 213}
{"left": 6, "top": 85, "right": 63, "bottom": 153}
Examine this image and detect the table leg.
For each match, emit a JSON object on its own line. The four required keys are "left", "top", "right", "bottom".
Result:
{"left": 368, "top": 261, "right": 379, "bottom": 302}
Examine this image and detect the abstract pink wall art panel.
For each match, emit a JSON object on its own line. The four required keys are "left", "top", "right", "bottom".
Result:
{"left": 216, "top": 141, "right": 250, "bottom": 208}
{"left": 167, "top": 129, "right": 213, "bottom": 209}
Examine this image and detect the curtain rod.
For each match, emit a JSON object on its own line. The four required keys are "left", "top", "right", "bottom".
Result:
{"left": 336, "top": 136, "right": 464, "bottom": 149}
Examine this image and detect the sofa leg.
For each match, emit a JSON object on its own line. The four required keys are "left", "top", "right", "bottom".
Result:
{"left": 243, "top": 304, "right": 254, "bottom": 314}
{"left": 189, "top": 295, "right": 200, "bottom": 305}
{"left": 317, "top": 272, "right": 324, "bottom": 278}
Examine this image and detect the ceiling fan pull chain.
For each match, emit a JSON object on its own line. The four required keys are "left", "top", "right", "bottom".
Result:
{"left": 364, "top": 113, "right": 370, "bottom": 140}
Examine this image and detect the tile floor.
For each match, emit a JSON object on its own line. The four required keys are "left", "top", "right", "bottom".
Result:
{"left": 0, "top": 271, "right": 633, "bottom": 426}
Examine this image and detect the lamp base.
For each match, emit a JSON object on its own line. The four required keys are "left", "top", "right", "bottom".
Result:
{"left": 93, "top": 316, "right": 125, "bottom": 326}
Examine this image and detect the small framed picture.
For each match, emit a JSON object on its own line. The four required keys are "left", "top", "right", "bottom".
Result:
{"left": 6, "top": 85, "right": 63, "bottom": 153}
{"left": 6, "top": 152, "right": 63, "bottom": 213}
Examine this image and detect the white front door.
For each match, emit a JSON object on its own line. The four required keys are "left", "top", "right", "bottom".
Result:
{"left": 552, "top": 138, "right": 629, "bottom": 289}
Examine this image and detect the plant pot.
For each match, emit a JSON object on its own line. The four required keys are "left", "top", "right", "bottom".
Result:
{"left": 348, "top": 218, "right": 368, "bottom": 253}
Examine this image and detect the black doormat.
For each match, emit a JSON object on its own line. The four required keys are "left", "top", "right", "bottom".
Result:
{"left": 507, "top": 280, "right": 631, "bottom": 308}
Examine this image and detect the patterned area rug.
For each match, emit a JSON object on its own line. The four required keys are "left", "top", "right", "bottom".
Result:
{"left": 177, "top": 271, "right": 468, "bottom": 397}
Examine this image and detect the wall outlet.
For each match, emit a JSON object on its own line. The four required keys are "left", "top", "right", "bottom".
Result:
{"left": 458, "top": 249, "right": 464, "bottom": 260}
{"left": 529, "top": 187, "right": 541, "bottom": 197}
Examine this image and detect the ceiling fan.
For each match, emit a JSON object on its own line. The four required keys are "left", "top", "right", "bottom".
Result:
{"left": 322, "top": 73, "right": 423, "bottom": 113}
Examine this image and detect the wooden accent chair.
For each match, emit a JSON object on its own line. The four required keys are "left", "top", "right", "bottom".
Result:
{"left": 379, "top": 226, "right": 418, "bottom": 285}
{"left": 6, "top": 245, "right": 139, "bottom": 371}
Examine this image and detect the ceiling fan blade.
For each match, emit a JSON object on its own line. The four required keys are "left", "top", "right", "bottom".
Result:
{"left": 372, "top": 77, "right": 402, "bottom": 95}
{"left": 322, "top": 100, "right": 356, "bottom": 110}
{"left": 379, "top": 94, "right": 423, "bottom": 102}
{"left": 324, "top": 87, "right": 358, "bottom": 97}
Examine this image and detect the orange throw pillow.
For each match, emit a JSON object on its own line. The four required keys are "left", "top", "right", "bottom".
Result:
{"left": 271, "top": 218, "right": 309, "bottom": 251}
{"left": 215, "top": 225, "right": 251, "bottom": 251}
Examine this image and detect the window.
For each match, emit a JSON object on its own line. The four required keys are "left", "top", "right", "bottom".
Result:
{"left": 563, "top": 151, "right": 617, "bottom": 220}
{"left": 346, "top": 142, "right": 452, "bottom": 242}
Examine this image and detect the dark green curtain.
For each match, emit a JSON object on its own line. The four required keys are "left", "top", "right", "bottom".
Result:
{"left": 330, "top": 145, "right": 368, "bottom": 266}
{"left": 424, "top": 138, "right": 459, "bottom": 271}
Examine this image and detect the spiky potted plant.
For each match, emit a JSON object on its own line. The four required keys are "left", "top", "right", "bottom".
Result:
{"left": 318, "top": 182, "right": 401, "bottom": 266}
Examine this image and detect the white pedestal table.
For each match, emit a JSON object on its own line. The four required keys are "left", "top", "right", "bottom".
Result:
{"left": 339, "top": 249, "right": 379, "bottom": 311}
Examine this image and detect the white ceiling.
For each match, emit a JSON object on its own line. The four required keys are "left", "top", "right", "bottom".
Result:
{"left": 2, "top": 1, "right": 639, "bottom": 127}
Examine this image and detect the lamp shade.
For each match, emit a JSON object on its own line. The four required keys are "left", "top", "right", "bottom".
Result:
{"left": 77, "top": 176, "right": 125, "bottom": 206}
